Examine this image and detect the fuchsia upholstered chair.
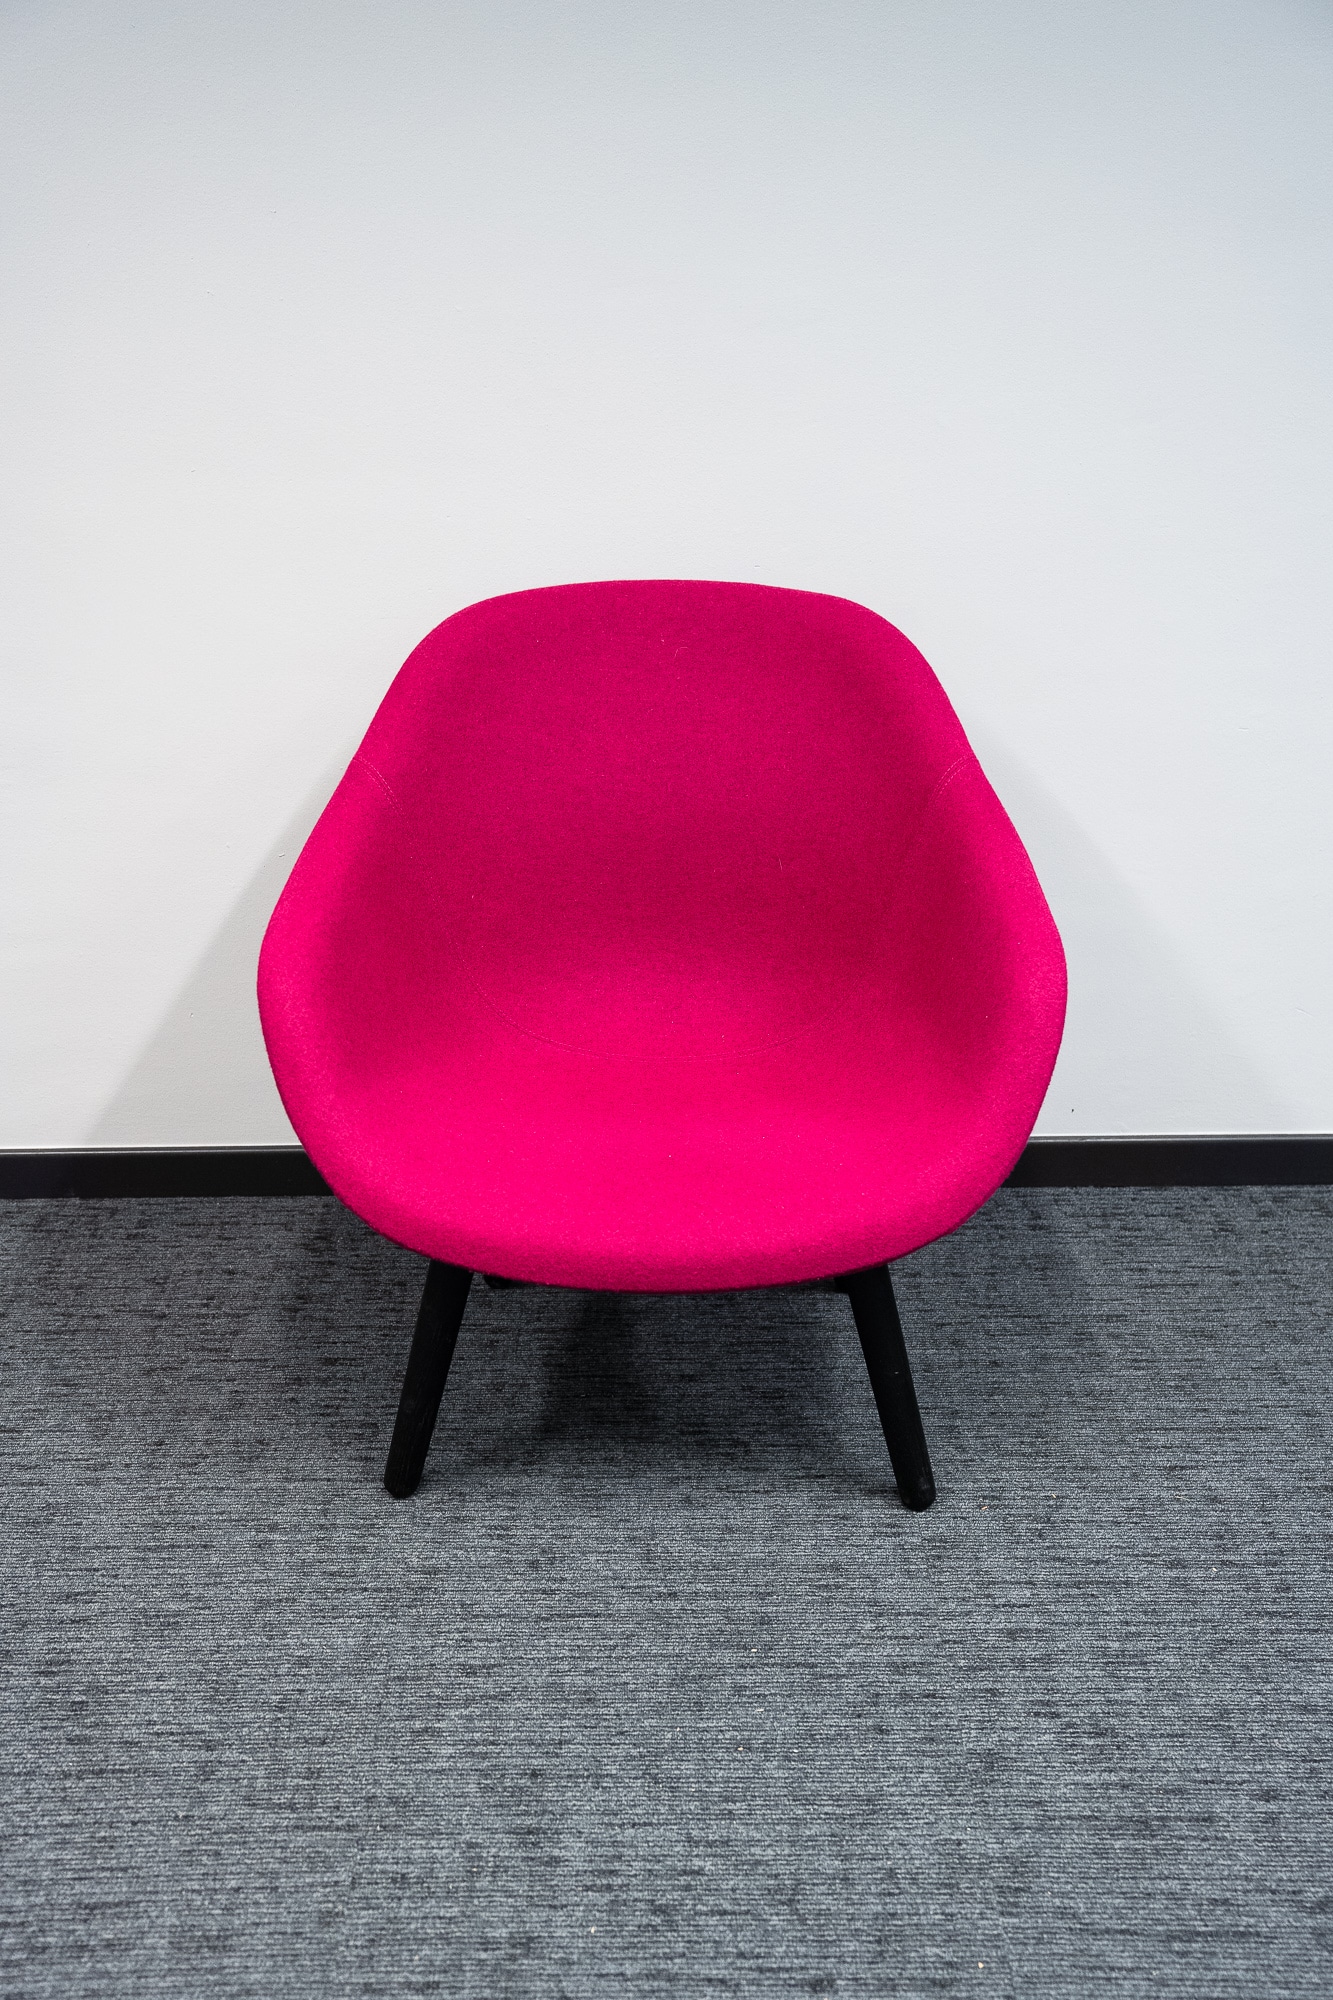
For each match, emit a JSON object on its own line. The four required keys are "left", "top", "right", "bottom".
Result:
{"left": 259, "top": 581, "right": 1065, "bottom": 1509}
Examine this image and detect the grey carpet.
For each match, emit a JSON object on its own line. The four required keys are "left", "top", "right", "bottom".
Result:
{"left": 1, "top": 1189, "right": 1330, "bottom": 1999}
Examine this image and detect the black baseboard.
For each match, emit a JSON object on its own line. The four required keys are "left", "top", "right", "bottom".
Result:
{"left": 1, "top": 1136, "right": 1331, "bottom": 1199}
{"left": 1003, "top": 1136, "right": 1333, "bottom": 1187}
{"left": 0, "top": 1148, "right": 331, "bottom": 1198}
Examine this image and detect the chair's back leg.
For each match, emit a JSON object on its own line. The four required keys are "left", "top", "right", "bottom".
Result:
{"left": 841, "top": 1263, "right": 936, "bottom": 1510}
{"left": 384, "top": 1261, "right": 474, "bottom": 1497}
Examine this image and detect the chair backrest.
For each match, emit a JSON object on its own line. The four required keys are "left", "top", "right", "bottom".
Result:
{"left": 346, "top": 579, "right": 977, "bottom": 1060}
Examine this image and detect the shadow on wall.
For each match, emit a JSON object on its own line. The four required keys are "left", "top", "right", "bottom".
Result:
{"left": 969, "top": 726, "right": 1293, "bottom": 1135}
{"left": 91, "top": 723, "right": 1292, "bottom": 1148}
{"left": 89, "top": 756, "right": 353, "bottom": 1148}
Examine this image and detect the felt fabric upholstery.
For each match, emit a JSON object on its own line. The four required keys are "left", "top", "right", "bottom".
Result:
{"left": 258, "top": 581, "right": 1066, "bottom": 1290}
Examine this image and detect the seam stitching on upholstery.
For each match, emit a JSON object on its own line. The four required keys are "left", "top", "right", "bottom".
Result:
{"left": 891, "top": 753, "right": 975, "bottom": 882}
{"left": 919, "top": 752, "right": 974, "bottom": 831}
{"left": 351, "top": 754, "right": 404, "bottom": 813}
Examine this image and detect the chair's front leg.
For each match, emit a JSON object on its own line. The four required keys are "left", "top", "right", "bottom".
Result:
{"left": 383, "top": 1261, "right": 473, "bottom": 1497}
{"left": 841, "top": 1263, "right": 936, "bottom": 1510}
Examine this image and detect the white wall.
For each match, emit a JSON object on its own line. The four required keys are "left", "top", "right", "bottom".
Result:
{"left": 3, "top": 0, "right": 1331, "bottom": 1147}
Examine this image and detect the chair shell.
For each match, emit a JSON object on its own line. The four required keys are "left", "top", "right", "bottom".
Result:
{"left": 258, "top": 580, "right": 1065, "bottom": 1292}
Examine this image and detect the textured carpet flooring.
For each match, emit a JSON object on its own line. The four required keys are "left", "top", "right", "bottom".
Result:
{"left": 1, "top": 1189, "right": 1330, "bottom": 1998}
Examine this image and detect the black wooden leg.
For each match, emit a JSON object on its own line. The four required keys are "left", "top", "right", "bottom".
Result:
{"left": 842, "top": 1263, "right": 936, "bottom": 1511}
{"left": 383, "top": 1261, "right": 473, "bottom": 1498}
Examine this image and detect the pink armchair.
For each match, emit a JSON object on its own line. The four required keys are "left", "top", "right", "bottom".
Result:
{"left": 259, "top": 581, "right": 1065, "bottom": 1508}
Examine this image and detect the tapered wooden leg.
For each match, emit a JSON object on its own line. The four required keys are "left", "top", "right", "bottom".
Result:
{"left": 841, "top": 1263, "right": 936, "bottom": 1510}
{"left": 383, "top": 1261, "right": 473, "bottom": 1498}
